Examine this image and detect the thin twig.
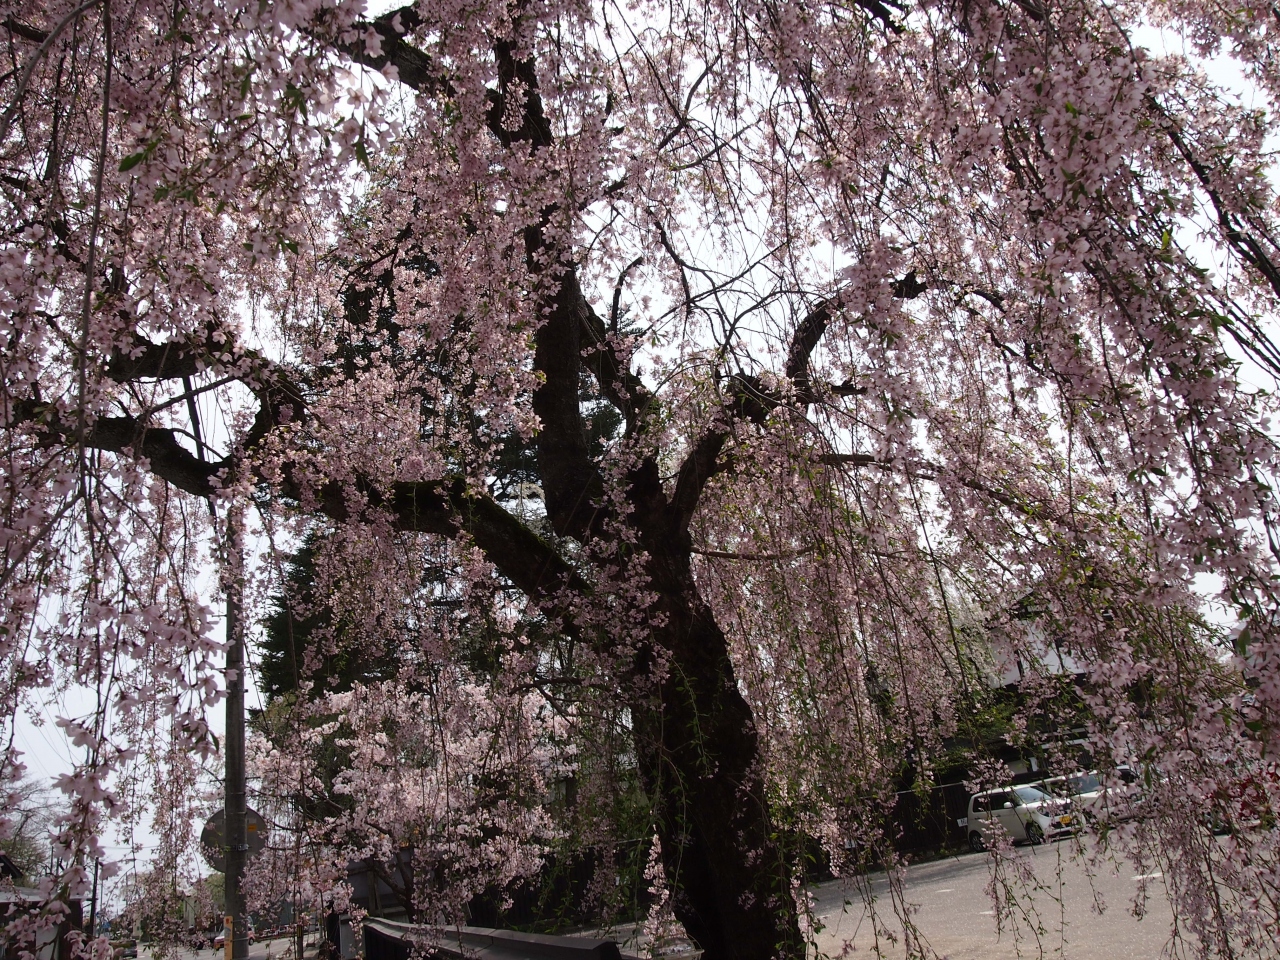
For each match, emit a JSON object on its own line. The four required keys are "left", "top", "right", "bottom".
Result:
{"left": 0, "top": 0, "right": 103, "bottom": 148}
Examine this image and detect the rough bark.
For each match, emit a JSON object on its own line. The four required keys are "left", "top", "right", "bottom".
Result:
{"left": 634, "top": 567, "right": 802, "bottom": 959}
{"left": 621, "top": 464, "right": 803, "bottom": 959}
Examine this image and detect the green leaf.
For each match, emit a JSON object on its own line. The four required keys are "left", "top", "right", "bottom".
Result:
{"left": 1235, "top": 627, "right": 1253, "bottom": 655}
{"left": 282, "top": 82, "right": 308, "bottom": 118}
{"left": 118, "top": 151, "right": 147, "bottom": 172}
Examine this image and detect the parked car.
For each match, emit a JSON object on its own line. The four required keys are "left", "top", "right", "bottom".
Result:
{"left": 962, "top": 785, "right": 1076, "bottom": 851}
{"left": 1037, "top": 767, "right": 1147, "bottom": 825}
{"left": 1034, "top": 772, "right": 1104, "bottom": 812}
{"left": 213, "top": 927, "right": 256, "bottom": 950}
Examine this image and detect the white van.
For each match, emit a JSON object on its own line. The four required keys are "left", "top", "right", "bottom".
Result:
{"left": 961, "top": 785, "right": 1076, "bottom": 851}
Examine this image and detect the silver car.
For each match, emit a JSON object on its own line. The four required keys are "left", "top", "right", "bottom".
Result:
{"left": 963, "top": 785, "right": 1076, "bottom": 851}
{"left": 1035, "top": 768, "right": 1145, "bottom": 824}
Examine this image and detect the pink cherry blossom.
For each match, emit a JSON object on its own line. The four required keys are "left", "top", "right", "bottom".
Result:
{"left": 2, "top": 1, "right": 1280, "bottom": 957}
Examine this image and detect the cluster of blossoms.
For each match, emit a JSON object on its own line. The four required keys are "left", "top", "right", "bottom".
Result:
{"left": 247, "top": 677, "right": 565, "bottom": 926}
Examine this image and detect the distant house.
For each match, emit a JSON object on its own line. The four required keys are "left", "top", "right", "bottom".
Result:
{"left": 982, "top": 604, "right": 1089, "bottom": 691}
{"left": 977, "top": 608, "right": 1093, "bottom": 777}
{"left": 1, "top": 888, "right": 59, "bottom": 960}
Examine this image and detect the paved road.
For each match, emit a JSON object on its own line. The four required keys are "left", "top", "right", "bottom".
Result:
{"left": 142, "top": 935, "right": 318, "bottom": 960}
{"left": 141, "top": 845, "right": 1181, "bottom": 960}
{"left": 808, "top": 841, "right": 1177, "bottom": 959}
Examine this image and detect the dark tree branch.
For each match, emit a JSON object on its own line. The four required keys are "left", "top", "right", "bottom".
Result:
{"left": 334, "top": 9, "right": 454, "bottom": 98}
{"left": 106, "top": 336, "right": 203, "bottom": 380}
{"left": 333, "top": 16, "right": 649, "bottom": 430}
{"left": 438, "top": 483, "right": 590, "bottom": 602}
{"left": 667, "top": 372, "right": 789, "bottom": 533}
{"left": 829, "top": 381, "right": 869, "bottom": 396}
{"left": 668, "top": 275, "right": 924, "bottom": 534}
{"left": 813, "top": 453, "right": 880, "bottom": 468}
{"left": 268, "top": 463, "right": 590, "bottom": 617}
{"left": 610, "top": 257, "right": 644, "bottom": 332}
{"left": 690, "top": 545, "right": 816, "bottom": 562}
{"left": 580, "top": 283, "right": 653, "bottom": 430}
{"left": 324, "top": 13, "right": 656, "bottom": 539}
{"left": 1157, "top": 101, "right": 1280, "bottom": 303}
{"left": 1002, "top": 0, "right": 1047, "bottom": 21}
{"left": 12, "top": 400, "right": 227, "bottom": 495}
{"left": 784, "top": 297, "right": 840, "bottom": 393}
{"left": 530, "top": 266, "right": 608, "bottom": 538}
{"left": 326, "top": 470, "right": 588, "bottom": 605}
{"left": 669, "top": 428, "right": 734, "bottom": 533}
{"left": 13, "top": 390, "right": 587, "bottom": 622}
{"left": 853, "top": 0, "right": 910, "bottom": 31}
{"left": 488, "top": 37, "right": 555, "bottom": 148}
{"left": 3, "top": 18, "right": 50, "bottom": 44}
{"left": 484, "top": 36, "right": 611, "bottom": 539}
{"left": 788, "top": 272, "right": 923, "bottom": 403}
{"left": 81, "top": 204, "right": 593, "bottom": 625}
{"left": 104, "top": 332, "right": 310, "bottom": 475}
{"left": 27, "top": 309, "right": 579, "bottom": 600}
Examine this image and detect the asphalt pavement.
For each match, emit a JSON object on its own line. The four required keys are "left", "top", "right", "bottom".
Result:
{"left": 142, "top": 935, "right": 317, "bottom": 960}
{"left": 140, "top": 845, "right": 1183, "bottom": 960}
{"left": 808, "top": 840, "right": 1178, "bottom": 959}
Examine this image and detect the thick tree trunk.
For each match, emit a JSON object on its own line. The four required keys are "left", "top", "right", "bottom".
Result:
{"left": 630, "top": 551, "right": 803, "bottom": 960}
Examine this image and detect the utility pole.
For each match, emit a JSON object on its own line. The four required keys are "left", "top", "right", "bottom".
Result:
{"left": 186, "top": 378, "right": 248, "bottom": 960}
{"left": 224, "top": 508, "right": 249, "bottom": 960}
{"left": 88, "top": 858, "right": 99, "bottom": 938}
